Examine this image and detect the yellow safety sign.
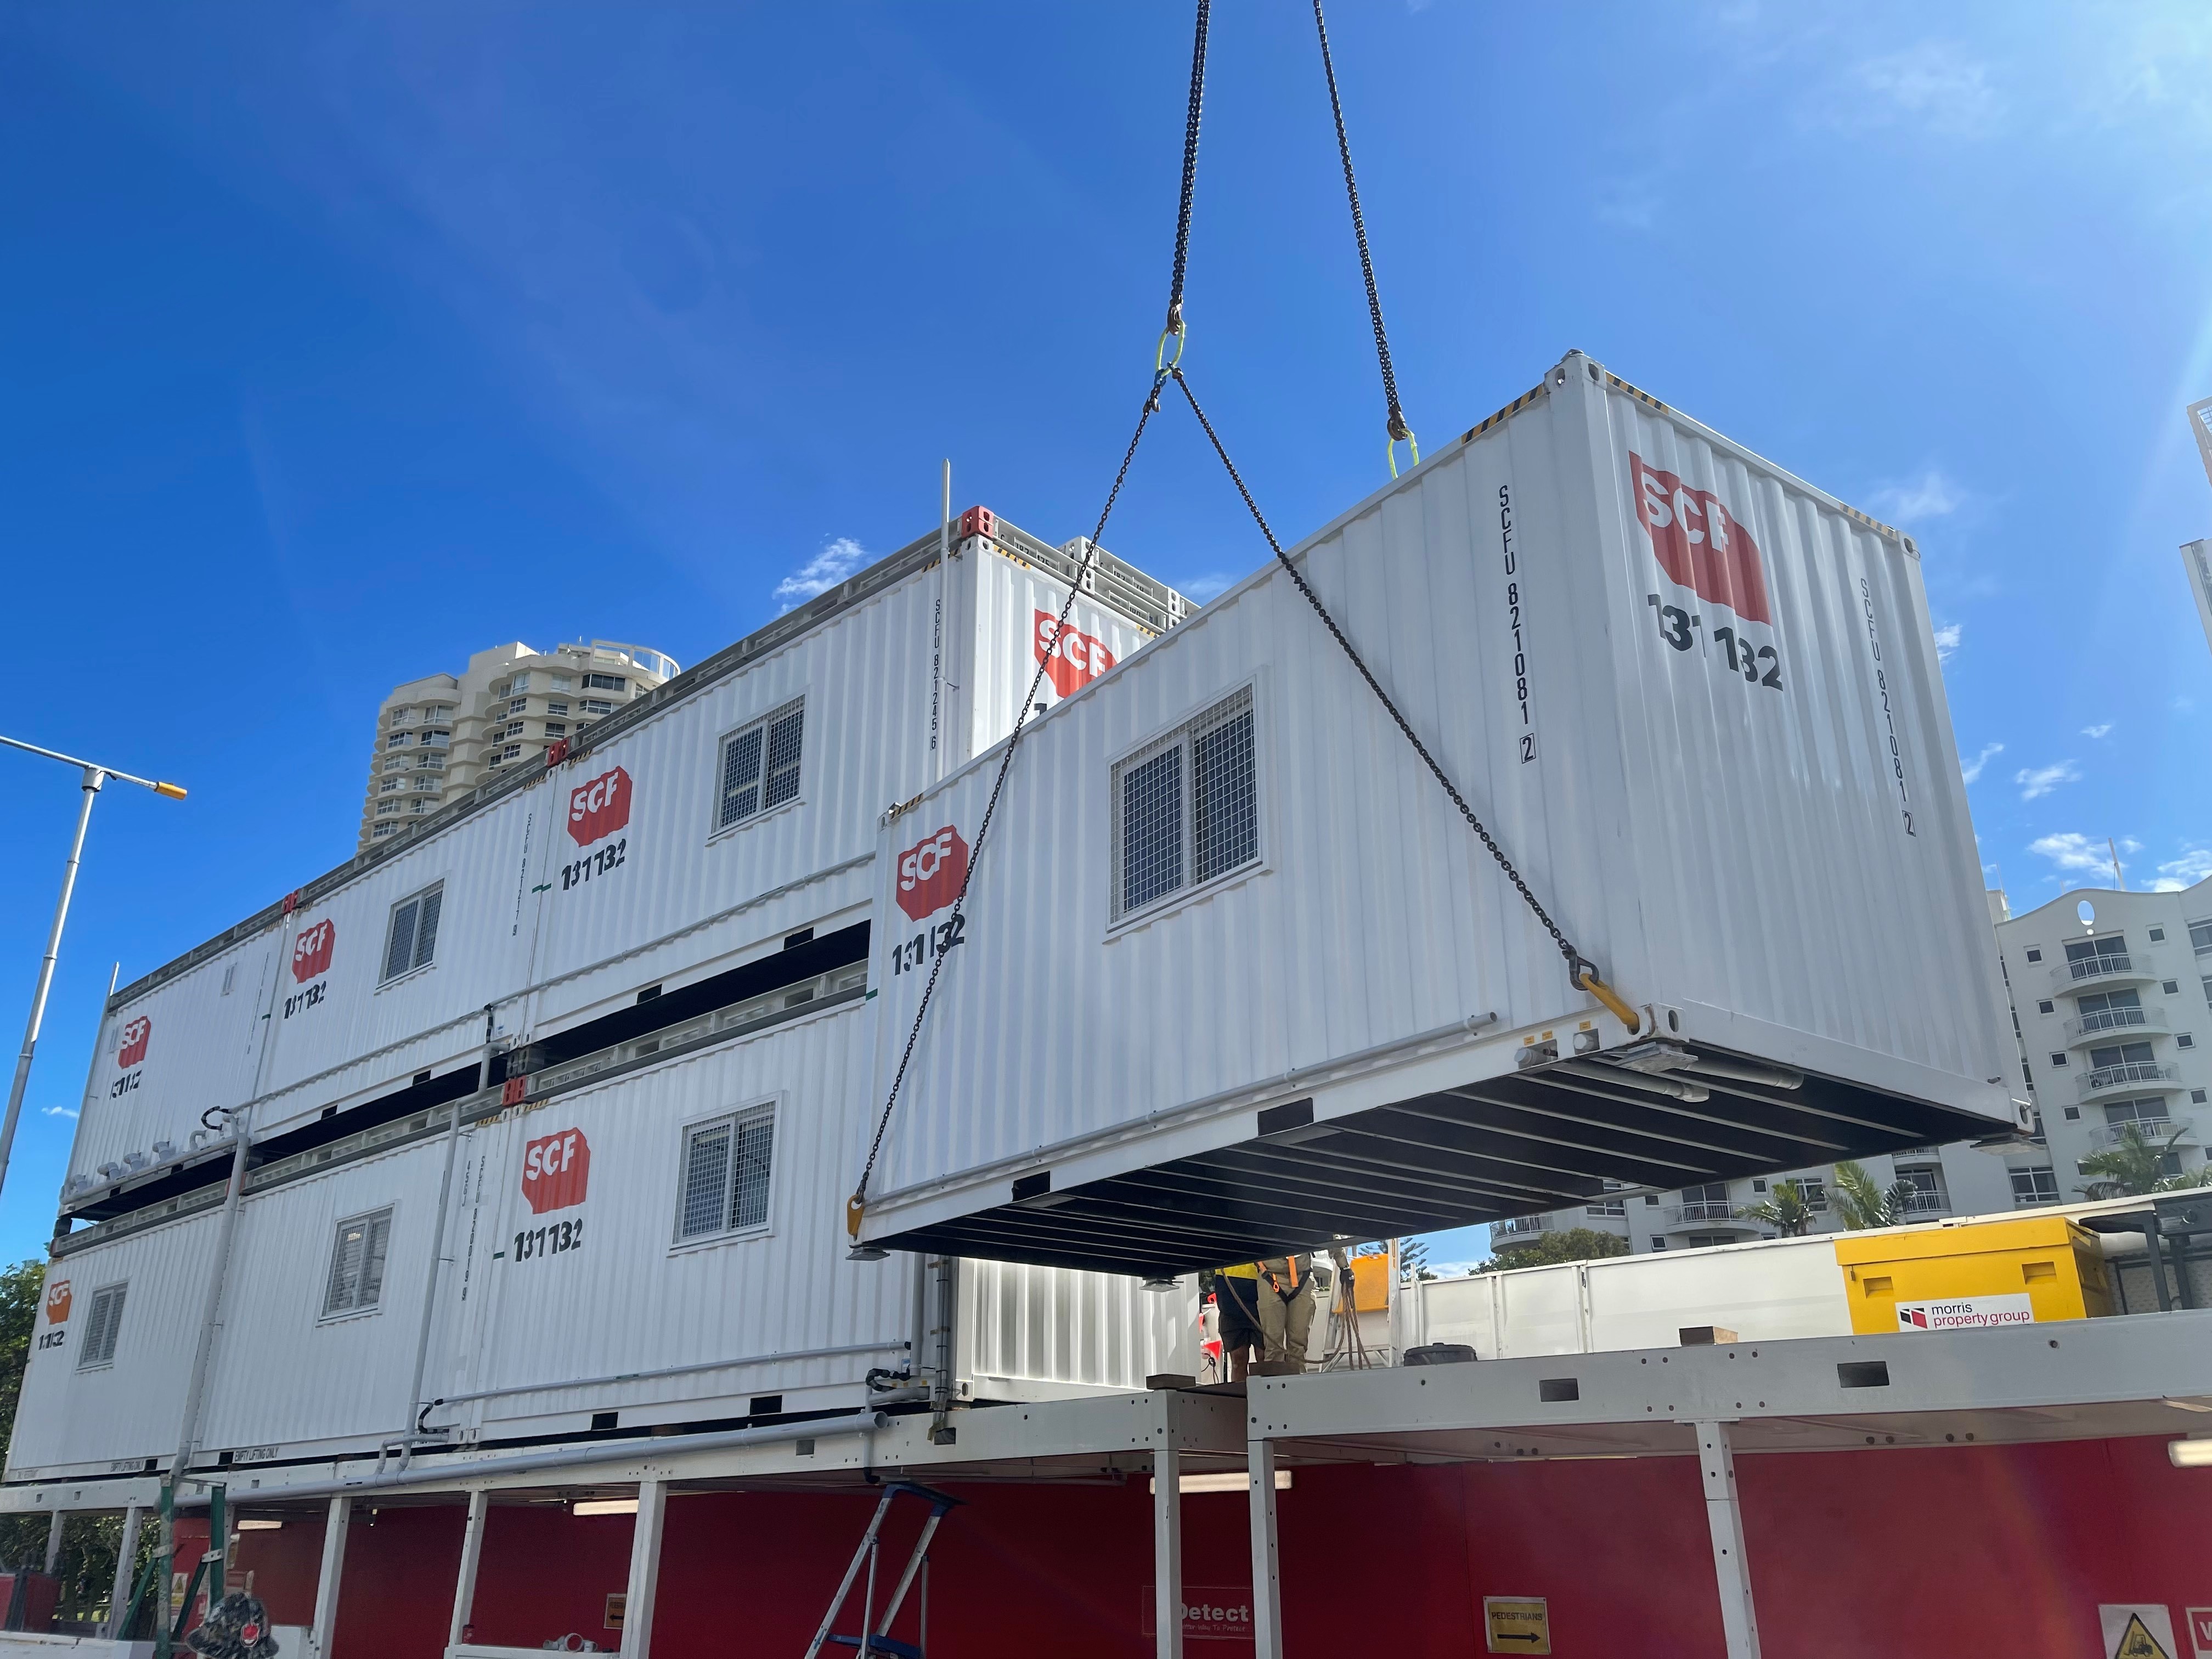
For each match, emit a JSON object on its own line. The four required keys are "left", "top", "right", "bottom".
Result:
{"left": 2112, "top": 1612, "right": 2171, "bottom": 1659}
{"left": 1483, "top": 1596, "right": 1551, "bottom": 1654}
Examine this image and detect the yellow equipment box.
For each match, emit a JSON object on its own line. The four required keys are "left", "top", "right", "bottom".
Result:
{"left": 1348, "top": 1252, "right": 1391, "bottom": 1314}
{"left": 1834, "top": 1214, "right": 2111, "bottom": 1335}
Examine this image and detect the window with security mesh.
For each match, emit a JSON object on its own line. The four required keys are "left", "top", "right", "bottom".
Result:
{"left": 676, "top": 1106, "right": 776, "bottom": 1242}
{"left": 322, "top": 1208, "right": 393, "bottom": 1317}
{"left": 1111, "top": 687, "right": 1257, "bottom": 920}
{"left": 718, "top": 699, "right": 805, "bottom": 831}
{"left": 77, "top": 1283, "right": 127, "bottom": 1369}
{"left": 381, "top": 883, "right": 443, "bottom": 983}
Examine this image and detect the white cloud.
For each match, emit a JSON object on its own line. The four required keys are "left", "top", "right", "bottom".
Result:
{"left": 774, "top": 537, "right": 867, "bottom": 610}
{"left": 2028, "top": 832, "right": 2114, "bottom": 875}
{"left": 2118, "top": 837, "right": 2143, "bottom": 855}
{"left": 2013, "top": 760, "right": 2080, "bottom": 801}
{"left": 42, "top": 1105, "right": 77, "bottom": 1120}
{"left": 2080, "top": 723, "right": 2112, "bottom": 739}
{"left": 2151, "top": 847, "right": 2212, "bottom": 893}
{"left": 1959, "top": 741, "right": 2004, "bottom": 784}
{"left": 1931, "top": 622, "right": 1961, "bottom": 660}
{"left": 1869, "top": 467, "right": 1965, "bottom": 526}
{"left": 1852, "top": 42, "right": 2004, "bottom": 137}
{"left": 1180, "top": 573, "right": 1234, "bottom": 605}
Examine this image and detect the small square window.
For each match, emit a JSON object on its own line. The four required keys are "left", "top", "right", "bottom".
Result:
{"left": 2163, "top": 980, "right": 2181, "bottom": 994}
{"left": 76, "top": 1283, "right": 127, "bottom": 1369}
{"left": 1650, "top": 1238, "right": 1668, "bottom": 1250}
{"left": 322, "top": 1209, "right": 393, "bottom": 1317}
{"left": 2192, "top": 1090, "right": 2207, "bottom": 1105}
{"left": 1752, "top": 1178, "right": 1767, "bottom": 1192}
{"left": 2149, "top": 927, "right": 2166, "bottom": 942}
{"left": 381, "top": 883, "right": 443, "bottom": 983}
{"left": 2180, "top": 1034, "right": 2196, "bottom": 1049}
{"left": 675, "top": 1106, "right": 776, "bottom": 1242}
{"left": 2025, "top": 949, "right": 2042, "bottom": 963}
{"left": 2036, "top": 1000, "right": 2054, "bottom": 1014}
{"left": 2049, "top": 1053, "right": 2067, "bottom": 1068}
{"left": 718, "top": 699, "right": 805, "bottom": 831}
{"left": 1110, "top": 687, "right": 1258, "bottom": 921}
{"left": 2062, "top": 1106, "right": 2080, "bottom": 1120}
{"left": 1644, "top": 1193, "right": 1659, "bottom": 1206}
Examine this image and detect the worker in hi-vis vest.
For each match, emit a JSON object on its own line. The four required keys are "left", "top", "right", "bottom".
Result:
{"left": 1256, "top": 1254, "right": 1318, "bottom": 1372}
{"left": 1214, "top": 1261, "right": 1264, "bottom": 1382}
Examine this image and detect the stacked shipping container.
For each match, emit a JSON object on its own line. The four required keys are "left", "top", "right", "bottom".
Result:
{"left": 10, "top": 517, "right": 1194, "bottom": 1483}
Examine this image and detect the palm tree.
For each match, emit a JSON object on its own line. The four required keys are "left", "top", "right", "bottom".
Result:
{"left": 2075, "top": 1123, "right": 2212, "bottom": 1199}
{"left": 1830, "top": 1160, "right": 1917, "bottom": 1229}
{"left": 1736, "top": 1178, "right": 1815, "bottom": 1237}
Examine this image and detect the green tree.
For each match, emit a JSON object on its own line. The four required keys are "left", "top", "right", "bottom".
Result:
{"left": 2075, "top": 1124, "right": 2212, "bottom": 1199}
{"left": 1475, "top": 1227, "right": 1630, "bottom": 1272}
{"left": 1736, "top": 1178, "right": 1816, "bottom": 1238}
{"left": 1395, "top": 1237, "right": 1435, "bottom": 1282}
{"left": 1831, "top": 1160, "right": 1917, "bottom": 1229}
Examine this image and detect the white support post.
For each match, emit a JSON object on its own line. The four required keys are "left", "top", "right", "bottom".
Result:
{"left": 448, "top": 1489, "right": 489, "bottom": 1651}
{"left": 43, "top": 1509, "right": 65, "bottom": 1575}
{"left": 1248, "top": 1437, "right": 1283, "bottom": 1659}
{"left": 106, "top": 1504, "right": 144, "bottom": 1638}
{"left": 311, "top": 1496, "right": 352, "bottom": 1659}
{"left": 619, "top": 1479, "right": 668, "bottom": 1659}
{"left": 1694, "top": 1421, "right": 1763, "bottom": 1659}
{"left": 1153, "top": 1442, "right": 1183, "bottom": 1659}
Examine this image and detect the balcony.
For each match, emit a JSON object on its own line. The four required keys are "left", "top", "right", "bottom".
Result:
{"left": 1660, "top": 1201, "right": 1760, "bottom": 1234}
{"left": 2076, "top": 1059, "right": 2184, "bottom": 1102}
{"left": 1490, "top": 1214, "right": 1554, "bottom": 1249}
{"left": 1897, "top": 1190, "right": 1950, "bottom": 1217}
{"left": 2051, "top": 953, "right": 2154, "bottom": 995}
{"left": 2085, "top": 1112, "right": 2200, "bottom": 1152}
{"left": 2063, "top": 1005, "right": 2169, "bottom": 1047}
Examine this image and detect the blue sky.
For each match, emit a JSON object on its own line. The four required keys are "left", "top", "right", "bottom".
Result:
{"left": 2, "top": 4, "right": 2209, "bottom": 1269}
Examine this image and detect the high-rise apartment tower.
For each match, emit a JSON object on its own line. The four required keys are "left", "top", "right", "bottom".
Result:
{"left": 359, "top": 640, "right": 677, "bottom": 850}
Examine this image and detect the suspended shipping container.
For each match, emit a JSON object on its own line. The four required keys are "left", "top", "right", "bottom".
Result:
{"left": 859, "top": 351, "right": 2025, "bottom": 1274}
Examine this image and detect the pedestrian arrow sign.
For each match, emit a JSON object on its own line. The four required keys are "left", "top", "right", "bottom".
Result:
{"left": 1483, "top": 1596, "right": 1551, "bottom": 1655}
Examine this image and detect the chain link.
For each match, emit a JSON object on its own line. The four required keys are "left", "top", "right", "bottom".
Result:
{"left": 1312, "top": 0, "right": 1412, "bottom": 448}
{"left": 853, "top": 394, "right": 1160, "bottom": 1211}
{"left": 1171, "top": 369, "right": 1583, "bottom": 970}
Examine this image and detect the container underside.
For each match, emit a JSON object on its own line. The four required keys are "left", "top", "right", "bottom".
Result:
{"left": 872, "top": 1047, "right": 2014, "bottom": 1277}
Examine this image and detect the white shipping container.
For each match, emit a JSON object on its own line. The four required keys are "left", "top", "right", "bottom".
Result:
{"left": 860, "top": 351, "right": 2023, "bottom": 1274}
{"left": 61, "top": 521, "right": 1183, "bottom": 1215}
{"left": 1400, "top": 1235, "right": 1855, "bottom": 1360}
{"left": 16, "top": 992, "right": 1199, "bottom": 1482}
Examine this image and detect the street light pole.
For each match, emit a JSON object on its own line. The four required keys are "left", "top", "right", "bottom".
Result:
{"left": 0, "top": 734, "right": 187, "bottom": 1205}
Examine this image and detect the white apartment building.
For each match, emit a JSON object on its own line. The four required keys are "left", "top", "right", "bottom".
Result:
{"left": 358, "top": 639, "right": 677, "bottom": 849}
{"left": 1491, "top": 876, "right": 2212, "bottom": 1257}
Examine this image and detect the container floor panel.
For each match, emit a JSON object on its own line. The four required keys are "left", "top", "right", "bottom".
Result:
{"left": 878, "top": 1051, "right": 2006, "bottom": 1275}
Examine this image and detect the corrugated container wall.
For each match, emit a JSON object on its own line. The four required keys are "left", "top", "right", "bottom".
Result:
{"left": 17, "top": 518, "right": 1197, "bottom": 1485}
{"left": 65, "top": 526, "right": 1180, "bottom": 1201}
{"left": 860, "top": 352, "right": 2021, "bottom": 1273}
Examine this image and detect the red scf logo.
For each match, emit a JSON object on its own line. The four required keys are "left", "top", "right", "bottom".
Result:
{"left": 567, "top": 766, "right": 631, "bottom": 847}
{"left": 521, "top": 1128, "right": 590, "bottom": 1215}
{"left": 1034, "top": 611, "right": 1115, "bottom": 700}
{"left": 43, "top": 1280, "right": 70, "bottom": 1325}
{"left": 1627, "top": 452, "right": 1773, "bottom": 625}
{"left": 895, "top": 825, "right": 968, "bottom": 922}
{"left": 117, "top": 1017, "right": 151, "bottom": 1069}
{"left": 292, "top": 919, "right": 336, "bottom": 983}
